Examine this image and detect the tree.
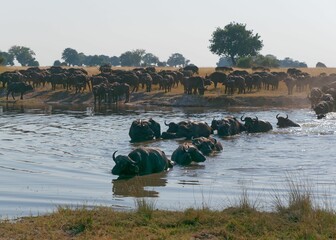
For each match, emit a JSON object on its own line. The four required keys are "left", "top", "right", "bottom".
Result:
{"left": 62, "top": 48, "right": 79, "bottom": 66}
{"left": 157, "top": 61, "right": 167, "bottom": 67}
{"left": 0, "top": 51, "right": 15, "bottom": 66}
{"left": 278, "top": 57, "right": 307, "bottom": 68}
{"left": 167, "top": 53, "right": 189, "bottom": 67}
{"left": 110, "top": 56, "right": 120, "bottom": 66}
{"left": 216, "top": 56, "right": 233, "bottom": 67}
{"left": 316, "top": 62, "right": 327, "bottom": 68}
{"left": 142, "top": 53, "right": 159, "bottom": 66}
{"left": 209, "top": 22, "right": 263, "bottom": 66}
{"left": 119, "top": 49, "right": 146, "bottom": 67}
{"left": 253, "top": 54, "right": 279, "bottom": 68}
{"left": 53, "top": 60, "right": 62, "bottom": 66}
{"left": 8, "top": 45, "right": 38, "bottom": 66}
{"left": 236, "top": 56, "right": 254, "bottom": 68}
{"left": 27, "top": 59, "right": 39, "bottom": 66}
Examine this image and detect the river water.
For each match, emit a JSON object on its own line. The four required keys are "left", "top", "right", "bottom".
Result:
{"left": 1, "top": 103, "right": 336, "bottom": 219}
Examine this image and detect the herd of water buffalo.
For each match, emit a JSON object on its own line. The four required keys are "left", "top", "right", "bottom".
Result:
{"left": 1, "top": 65, "right": 336, "bottom": 116}
{"left": 111, "top": 114, "right": 301, "bottom": 178}
{"left": 1, "top": 65, "right": 336, "bottom": 110}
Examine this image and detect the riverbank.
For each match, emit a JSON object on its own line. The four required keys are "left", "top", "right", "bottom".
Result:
{"left": 1, "top": 194, "right": 335, "bottom": 239}
{"left": 0, "top": 84, "right": 311, "bottom": 110}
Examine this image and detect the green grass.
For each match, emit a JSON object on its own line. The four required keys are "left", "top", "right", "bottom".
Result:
{"left": 1, "top": 177, "right": 336, "bottom": 239}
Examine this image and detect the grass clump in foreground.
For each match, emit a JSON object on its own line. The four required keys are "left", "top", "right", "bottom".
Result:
{"left": 1, "top": 181, "right": 336, "bottom": 239}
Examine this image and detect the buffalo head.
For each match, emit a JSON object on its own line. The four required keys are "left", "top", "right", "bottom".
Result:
{"left": 164, "top": 120, "right": 179, "bottom": 133}
{"left": 172, "top": 143, "right": 206, "bottom": 166}
{"left": 192, "top": 137, "right": 214, "bottom": 155}
{"left": 276, "top": 114, "right": 300, "bottom": 128}
{"left": 129, "top": 119, "right": 155, "bottom": 142}
{"left": 111, "top": 151, "right": 139, "bottom": 176}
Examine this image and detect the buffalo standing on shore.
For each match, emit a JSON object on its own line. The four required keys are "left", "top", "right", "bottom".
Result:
{"left": 6, "top": 82, "right": 33, "bottom": 100}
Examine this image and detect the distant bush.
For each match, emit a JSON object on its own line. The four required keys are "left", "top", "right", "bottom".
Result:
{"left": 236, "top": 56, "right": 254, "bottom": 68}
{"left": 316, "top": 62, "right": 327, "bottom": 68}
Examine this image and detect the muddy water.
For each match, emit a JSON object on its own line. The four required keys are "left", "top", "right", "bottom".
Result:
{"left": 1, "top": 103, "right": 336, "bottom": 219}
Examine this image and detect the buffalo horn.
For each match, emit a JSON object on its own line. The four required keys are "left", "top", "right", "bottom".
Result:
{"left": 276, "top": 113, "right": 280, "bottom": 119}
{"left": 164, "top": 120, "right": 169, "bottom": 126}
{"left": 112, "top": 151, "right": 118, "bottom": 162}
{"left": 286, "top": 114, "right": 288, "bottom": 119}
{"left": 255, "top": 116, "right": 258, "bottom": 121}
{"left": 240, "top": 115, "right": 245, "bottom": 122}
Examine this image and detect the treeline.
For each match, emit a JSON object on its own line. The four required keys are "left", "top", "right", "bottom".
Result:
{"left": 55, "top": 48, "right": 191, "bottom": 68}
{"left": 0, "top": 46, "right": 192, "bottom": 68}
{"left": 1, "top": 45, "right": 309, "bottom": 69}
{"left": 217, "top": 55, "right": 308, "bottom": 68}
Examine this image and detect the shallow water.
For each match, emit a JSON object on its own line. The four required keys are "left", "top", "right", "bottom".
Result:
{"left": 1, "top": 103, "right": 336, "bottom": 219}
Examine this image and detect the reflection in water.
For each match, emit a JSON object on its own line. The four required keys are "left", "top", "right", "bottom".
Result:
{"left": 112, "top": 172, "right": 168, "bottom": 198}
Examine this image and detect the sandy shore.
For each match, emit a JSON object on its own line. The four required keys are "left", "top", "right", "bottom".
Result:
{"left": 0, "top": 85, "right": 311, "bottom": 110}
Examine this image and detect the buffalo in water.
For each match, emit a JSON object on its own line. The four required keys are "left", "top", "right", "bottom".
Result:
{"left": 171, "top": 143, "right": 206, "bottom": 166}
{"left": 240, "top": 115, "right": 273, "bottom": 133}
{"left": 191, "top": 137, "right": 223, "bottom": 155}
{"left": 129, "top": 118, "right": 161, "bottom": 142}
{"left": 161, "top": 120, "right": 212, "bottom": 140}
{"left": 211, "top": 116, "right": 245, "bottom": 136}
{"left": 111, "top": 147, "right": 173, "bottom": 177}
{"left": 276, "top": 114, "right": 300, "bottom": 128}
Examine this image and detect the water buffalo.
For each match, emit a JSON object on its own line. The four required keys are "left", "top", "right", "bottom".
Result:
{"left": 308, "top": 87, "right": 323, "bottom": 108}
{"left": 129, "top": 118, "right": 161, "bottom": 142}
{"left": 171, "top": 143, "right": 206, "bottom": 166}
{"left": 276, "top": 114, "right": 300, "bottom": 128}
{"left": 6, "top": 82, "right": 33, "bottom": 100}
{"left": 184, "top": 76, "right": 206, "bottom": 95}
{"left": 162, "top": 120, "right": 212, "bottom": 140}
{"left": 183, "top": 65, "right": 199, "bottom": 74}
{"left": 211, "top": 116, "right": 245, "bottom": 136}
{"left": 313, "top": 100, "right": 334, "bottom": 116}
{"left": 215, "top": 66, "right": 233, "bottom": 72}
{"left": 191, "top": 137, "right": 223, "bottom": 155}
{"left": 240, "top": 115, "right": 273, "bottom": 133}
{"left": 207, "top": 71, "right": 227, "bottom": 89}
{"left": 111, "top": 147, "right": 173, "bottom": 177}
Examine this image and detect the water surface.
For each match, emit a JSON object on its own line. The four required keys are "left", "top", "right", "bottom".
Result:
{"left": 1, "top": 103, "right": 336, "bottom": 219}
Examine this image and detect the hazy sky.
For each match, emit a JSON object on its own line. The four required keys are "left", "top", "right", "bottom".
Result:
{"left": 2, "top": 0, "right": 336, "bottom": 67}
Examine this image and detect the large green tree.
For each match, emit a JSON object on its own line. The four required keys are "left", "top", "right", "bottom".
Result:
{"left": 119, "top": 49, "right": 146, "bottom": 67}
{"left": 8, "top": 46, "right": 38, "bottom": 66}
{"left": 142, "top": 53, "right": 159, "bottom": 66}
{"left": 209, "top": 22, "right": 263, "bottom": 66}
{"left": 167, "top": 53, "right": 189, "bottom": 67}
{"left": 62, "top": 48, "right": 80, "bottom": 66}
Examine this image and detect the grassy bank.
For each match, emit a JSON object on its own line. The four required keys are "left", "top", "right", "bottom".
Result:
{"left": 1, "top": 181, "right": 336, "bottom": 240}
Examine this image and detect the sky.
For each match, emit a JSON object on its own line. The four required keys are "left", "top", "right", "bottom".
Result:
{"left": 1, "top": 0, "right": 336, "bottom": 67}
